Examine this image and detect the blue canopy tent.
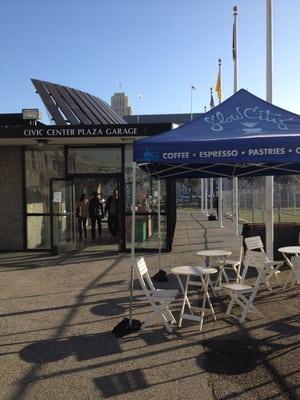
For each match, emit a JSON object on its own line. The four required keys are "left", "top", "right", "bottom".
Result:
{"left": 134, "top": 89, "right": 300, "bottom": 179}
{"left": 127, "top": 89, "right": 300, "bottom": 329}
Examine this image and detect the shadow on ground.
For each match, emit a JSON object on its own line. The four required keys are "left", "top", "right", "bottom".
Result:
{"left": 94, "top": 369, "right": 149, "bottom": 398}
{"left": 20, "top": 332, "right": 121, "bottom": 364}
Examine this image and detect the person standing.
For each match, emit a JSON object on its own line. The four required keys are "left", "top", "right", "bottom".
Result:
{"left": 89, "top": 192, "right": 103, "bottom": 240}
{"left": 76, "top": 194, "right": 89, "bottom": 240}
{"left": 213, "top": 194, "right": 219, "bottom": 218}
{"left": 105, "top": 189, "right": 119, "bottom": 238}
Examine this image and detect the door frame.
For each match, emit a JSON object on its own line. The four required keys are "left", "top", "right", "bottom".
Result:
{"left": 68, "top": 173, "right": 123, "bottom": 252}
{"left": 50, "top": 177, "right": 75, "bottom": 255}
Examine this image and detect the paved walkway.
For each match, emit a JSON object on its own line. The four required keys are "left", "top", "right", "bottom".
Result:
{"left": 0, "top": 211, "right": 299, "bottom": 399}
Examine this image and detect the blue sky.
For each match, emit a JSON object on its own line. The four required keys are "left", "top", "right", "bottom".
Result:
{"left": 1, "top": 0, "right": 299, "bottom": 122}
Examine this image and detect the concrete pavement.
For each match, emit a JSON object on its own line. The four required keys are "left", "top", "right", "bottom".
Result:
{"left": 0, "top": 210, "right": 299, "bottom": 399}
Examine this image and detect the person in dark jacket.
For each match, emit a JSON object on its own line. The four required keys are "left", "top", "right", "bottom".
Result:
{"left": 89, "top": 192, "right": 103, "bottom": 240}
{"left": 213, "top": 195, "right": 219, "bottom": 217}
{"left": 105, "top": 189, "right": 119, "bottom": 238}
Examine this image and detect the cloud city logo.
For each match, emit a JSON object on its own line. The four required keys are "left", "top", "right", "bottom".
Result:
{"left": 240, "top": 122, "right": 262, "bottom": 134}
{"left": 204, "top": 107, "right": 293, "bottom": 132}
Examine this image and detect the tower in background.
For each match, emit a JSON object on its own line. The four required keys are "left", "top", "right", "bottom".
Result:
{"left": 111, "top": 92, "right": 132, "bottom": 117}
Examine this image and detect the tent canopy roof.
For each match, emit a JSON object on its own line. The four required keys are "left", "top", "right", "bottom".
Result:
{"left": 134, "top": 89, "right": 300, "bottom": 179}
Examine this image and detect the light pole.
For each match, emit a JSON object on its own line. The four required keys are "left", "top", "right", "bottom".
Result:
{"left": 232, "top": 7, "right": 239, "bottom": 237}
{"left": 265, "top": 0, "right": 274, "bottom": 259}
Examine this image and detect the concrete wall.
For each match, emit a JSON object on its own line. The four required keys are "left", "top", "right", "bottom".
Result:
{"left": 0, "top": 147, "right": 24, "bottom": 250}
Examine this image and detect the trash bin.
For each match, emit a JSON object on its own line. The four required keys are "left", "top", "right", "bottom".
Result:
{"left": 136, "top": 217, "right": 147, "bottom": 242}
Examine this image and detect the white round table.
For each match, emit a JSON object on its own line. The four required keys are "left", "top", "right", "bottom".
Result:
{"left": 171, "top": 265, "right": 217, "bottom": 331}
{"left": 196, "top": 249, "right": 232, "bottom": 258}
{"left": 196, "top": 249, "right": 232, "bottom": 291}
{"left": 278, "top": 246, "right": 300, "bottom": 288}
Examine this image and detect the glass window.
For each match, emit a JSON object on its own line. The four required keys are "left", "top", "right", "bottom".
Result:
{"left": 52, "top": 215, "right": 73, "bottom": 247}
{"left": 25, "top": 148, "right": 65, "bottom": 213}
{"left": 125, "top": 214, "right": 167, "bottom": 249}
{"left": 27, "top": 216, "right": 51, "bottom": 249}
{"left": 68, "top": 148, "right": 122, "bottom": 174}
{"left": 124, "top": 145, "right": 166, "bottom": 213}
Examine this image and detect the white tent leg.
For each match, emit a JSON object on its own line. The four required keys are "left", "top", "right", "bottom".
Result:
{"left": 265, "top": 176, "right": 274, "bottom": 259}
{"left": 233, "top": 177, "right": 239, "bottom": 236}
{"left": 130, "top": 161, "right": 137, "bottom": 326}
{"left": 219, "top": 178, "right": 224, "bottom": 228}
{"left": 158, "top": 178, "right": 162, "bottom": 269}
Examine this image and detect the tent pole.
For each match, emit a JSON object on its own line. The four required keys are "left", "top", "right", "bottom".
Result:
{"left": 265, "top": 0, "right": 274, "bottom": 259}
{"left": 219, "top": 178, "right": 224, "bottom": 228}
{"left": 158, "top": 178, "right": 162, "bottom": 269}
{"left": 129, "top": 161, "right": 137, "bottom": 326}
{"left": 233, "top": 177, "right": 239, "bottom": 236}
{"left": 265, "top": 183, "right": 274, "bottom": 259}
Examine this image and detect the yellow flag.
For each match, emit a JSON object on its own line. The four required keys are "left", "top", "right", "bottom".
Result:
{"left": 215, "top": 68, "right": 222, "bottom": 103}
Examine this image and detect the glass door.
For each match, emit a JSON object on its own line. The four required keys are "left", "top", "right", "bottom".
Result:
{"left": 50, "top": 178, "right": 75, "bottom": 254}
{"left": 73, "top": 176, "right": 121, "bottom": 251}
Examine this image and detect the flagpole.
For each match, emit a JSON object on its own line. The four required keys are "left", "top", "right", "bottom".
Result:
{"left": 129, "top": 161, "right": 137, "bottom": 326}
{"left": 215, "top": 60, "right": 224, "bottom": 228}
{"left": 137, "top": 93, "right": 142, "bottom": 123}
{"left": 208, "top": 86, "right": 214, "bottom": 217}
{"left": 207, "top": 88, "right": 213, "bottom": 220}
{"left": 190, "top": 85, "right": 196, "bottom": 120}
{"left": 210, "top": 87, "right": 214, "bottom": 110}
{"left": 232, "top": 6, "right": 239, "bottom": 237}
{"left": 233, "top": 6, "right": 238, "bottom": 92}
{"left": 190, "top": 85, "right": 193, "bottom": 120}
{"left": 216, "top": 59, "right": 222, "bottom": 104}
{"left": 265, "top": 0, "right": 274, "bottom": 259}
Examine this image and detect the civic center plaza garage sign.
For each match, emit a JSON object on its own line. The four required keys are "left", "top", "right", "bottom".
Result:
{"left": 23, "top": 126, "right": 140, "bottom": 137}
{"left": 0, "top": 123, "right": 171, "bottom": 140}
{"left": 134, "top": 89, "right": 300, "bottom": 165}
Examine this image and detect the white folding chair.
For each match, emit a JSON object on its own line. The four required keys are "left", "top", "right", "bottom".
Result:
{"left": 222, "top": 251, "right": 268, "bottom": 324}
{"left": 135, "top": 257, "right": 178, "bottom": 332}
{"left": 224, "top": 244, "right": 244, "bottom": 283}
{"left": 288, "top": 256, "right": 300, "bottom": 286}
{"left": 244, "top": 236, "right": 283, "bottom": 289}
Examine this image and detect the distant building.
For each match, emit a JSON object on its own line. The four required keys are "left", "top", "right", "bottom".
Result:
{"left": 111, "top": 92, "right": 132, "bottom": 117}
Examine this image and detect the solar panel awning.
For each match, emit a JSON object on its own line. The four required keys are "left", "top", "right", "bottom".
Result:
{"left": 32, "top": 79, "right": 126, "bottom": 125}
